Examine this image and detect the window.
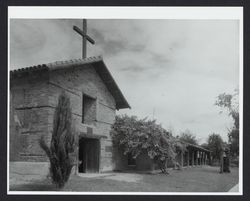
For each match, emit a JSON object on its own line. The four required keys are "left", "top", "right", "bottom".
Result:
{"left": 128, "top": 153, "right": 136, "bottom": 166}
{"left": 82, "top": 94, "right": 96, "bottom": 125}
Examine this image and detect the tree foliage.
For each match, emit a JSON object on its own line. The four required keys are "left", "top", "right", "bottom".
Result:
{"left": 40, "top": 92, "right": 75, "bottom": 188}
{"left": 228, "top": 128, "right": 239, "bottom": 156}
{"left": 215, "top": 89, "right": 239, "bottom": 129}
{"left": 179, "top": 129, "right": 198, "bottom": 145}
{"left": 215, "top": 89, "right": 239, "bottom": 156}
{"left": 111, "top": 115, "right": 186, "bottom": 173}
{"left": 207, "top": 133, "right": 224, "bottom": 162}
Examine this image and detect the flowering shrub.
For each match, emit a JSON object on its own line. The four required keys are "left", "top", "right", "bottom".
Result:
{"left": 111, "top": 115, "right": 185, "bottom": 173}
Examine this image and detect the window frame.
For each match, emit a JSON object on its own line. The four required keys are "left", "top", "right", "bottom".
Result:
{"left": 82, "top": 93, "right": 97, "bottom": 125}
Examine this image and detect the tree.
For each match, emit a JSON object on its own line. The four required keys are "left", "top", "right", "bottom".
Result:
{"left": 179, "top": 129, "right": 198, "bottom": 145}
{"left": 111, "top": 115, "right": 184, "bottom": 174}
{"left": 40, "top": 92, "right": 75, "bottom": 188}
{"left": 215, "top": 89, "right": 239, "bottom": 156}
{"left": 215, "top": 89, "right": 239, "bottom": 129}
{"left": 206, "top": 133, "right": 224, "bottom": 163}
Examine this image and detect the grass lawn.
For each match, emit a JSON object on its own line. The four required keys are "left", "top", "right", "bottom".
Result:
{"left": 9, "top": 166, "right": 238, "bottom": 192}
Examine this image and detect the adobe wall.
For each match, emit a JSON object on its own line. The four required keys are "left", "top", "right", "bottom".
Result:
{"left": 10, "top": 64, "right": 117, "bottom": 172}
{"left": 10, "top": 71, "right": 50, "bottom": 162}
{"left": 48, "top": 64, "right": 116, "bottom": 172}
{"left": 112, "top": 148, "right": 155, "bottom": 172}
{"left": 112, "top": 146, "right": 129, "bottom": 171}
{"left": 136, "top": 154, "right": 155, "bottom": 171}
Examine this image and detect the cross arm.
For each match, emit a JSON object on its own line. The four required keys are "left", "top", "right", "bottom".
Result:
{"left": 73, "top": 26, "right": 95, "bottom": 44}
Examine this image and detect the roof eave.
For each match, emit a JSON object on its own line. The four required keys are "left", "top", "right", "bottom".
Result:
{"left": 179, "top": 140, "right": 211, "bottom": 152}
{"left": 92, "top": 60, "right": 131, "bottom": 110}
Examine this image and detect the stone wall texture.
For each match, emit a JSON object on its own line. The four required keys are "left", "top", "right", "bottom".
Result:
{"left": 10, "top": 71, "right": 50, "bottom": 162}
{"left": 10, "top": 64, "right": 117, "bottom": 172}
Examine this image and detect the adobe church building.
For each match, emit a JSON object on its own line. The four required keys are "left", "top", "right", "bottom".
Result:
{"left": 10, "top": 56, "right": 131, "bottom": 173}
{"left": 9, "top": 55, "right": 211, "bottom": 175}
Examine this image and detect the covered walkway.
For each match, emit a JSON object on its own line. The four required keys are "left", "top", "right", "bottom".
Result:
{"left": 175, "top": 143, "right": 212, "bottom": 169}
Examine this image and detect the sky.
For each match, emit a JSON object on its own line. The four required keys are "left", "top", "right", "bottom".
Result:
{"left": 9, "top": 19, "right": 239, "bottom": 144}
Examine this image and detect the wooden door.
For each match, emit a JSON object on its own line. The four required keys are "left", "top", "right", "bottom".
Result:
{"left": 85, "top": 139, "right": 100, "bottom": 173}
{"left": 79, "top": 138, "right": 100, "bottom": 173}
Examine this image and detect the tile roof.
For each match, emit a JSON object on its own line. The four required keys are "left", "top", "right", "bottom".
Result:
{"left": 183, "top": 141, "right": 211, "bottom": 152}
{"left": 10, "top": 56, "right": 103, "bottom": 75}
{"left": 10, "top": 56, "right": 131, "bottom": 110}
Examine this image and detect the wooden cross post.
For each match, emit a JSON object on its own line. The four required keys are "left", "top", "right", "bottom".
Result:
{"left": 73, "top": 19, "right": 95, "bottom": 59}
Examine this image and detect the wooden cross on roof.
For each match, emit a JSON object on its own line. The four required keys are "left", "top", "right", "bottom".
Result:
{"left": 73, "top": 19, "right": 95, "bottom": 59}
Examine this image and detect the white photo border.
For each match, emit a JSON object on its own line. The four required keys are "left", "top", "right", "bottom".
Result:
{"left": 7, "top": 6, "right": 243, "bottom": 196}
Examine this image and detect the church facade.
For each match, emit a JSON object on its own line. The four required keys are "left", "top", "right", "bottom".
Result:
{"left": 9, "top": 56, "right": 130, "bottom": 173}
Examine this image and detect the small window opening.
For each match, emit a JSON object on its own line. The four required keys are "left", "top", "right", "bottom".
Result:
{"left": 82, "top": 94, "right": 96, "bottom": 125}
{"left": 128, "top": 153, "right": 136, "bottom": 166}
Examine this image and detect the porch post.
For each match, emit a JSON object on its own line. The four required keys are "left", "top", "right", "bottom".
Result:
{"left": 198, "top": 151, "right": 200, "bottom": 166}
{"left": 203, "top": 152, "right": 205, "bottom": 165}
{"left": 181, "top": 151, "right": 184, "bottom": 168}
{"left": 200, "top": 151, "right": 202, "bottom": 166}
{"left": 201, "top": 152, "right": 204, "bottom": 165}
{"left": 187, "top": 150, "right": 190, "bottom": 167}
{"left": 196, "top": 151, "right": 198, "bottom": 166}
{"left": 200, "top": 152, "right": 202, "bottom": 166}
{"left": 205, "top": 153, "right": 207, "bottom": 165}
{"left": 201, "top": 152, "right": 203, "bottom": 166}
{"left": 192, "top": 151, "right": 195, "bottom": 167}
